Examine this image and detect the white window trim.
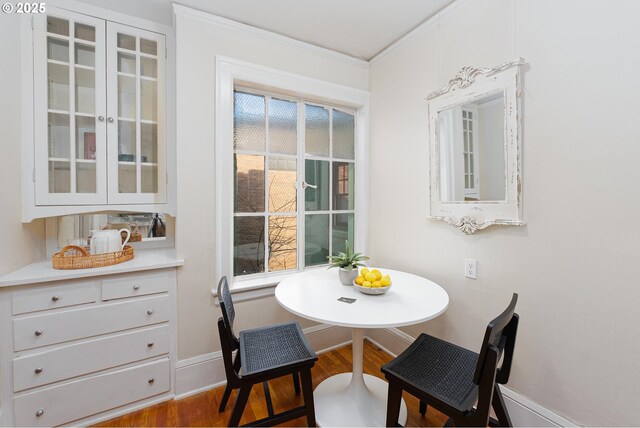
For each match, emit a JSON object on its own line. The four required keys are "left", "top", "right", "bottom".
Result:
{"left": 215, "top": 56, "right": 370, "bottom": 290}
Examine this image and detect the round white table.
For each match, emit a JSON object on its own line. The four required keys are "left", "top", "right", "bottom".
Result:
{"left": 275, "top": 268, "right": 449, "bottom": 427}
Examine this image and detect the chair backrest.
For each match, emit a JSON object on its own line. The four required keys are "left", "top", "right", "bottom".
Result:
{"left": 217, "top": 276, "right": 239, "bottom": 349}
{"left": 472, "top": 293, "right": 519, "bottom": 385}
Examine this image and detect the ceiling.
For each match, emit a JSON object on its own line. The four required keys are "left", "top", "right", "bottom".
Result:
{"left": 77, "top": 0, "right": 454, "bottom": 60}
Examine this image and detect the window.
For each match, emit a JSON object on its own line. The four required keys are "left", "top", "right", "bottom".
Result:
{"left": 232, "top": 89, "right": 357, "bottom": 278}
{"left": 462, "top": 107, "right": 479, "bottom": 200}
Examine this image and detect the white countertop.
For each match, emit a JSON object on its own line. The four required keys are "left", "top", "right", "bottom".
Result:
{"left": 0, "top": 249, "right": 184, "bottom": 287}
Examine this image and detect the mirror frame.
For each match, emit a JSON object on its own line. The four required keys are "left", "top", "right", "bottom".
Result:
{"left": 427, "top": 58, "right": 525, "bottom": 234}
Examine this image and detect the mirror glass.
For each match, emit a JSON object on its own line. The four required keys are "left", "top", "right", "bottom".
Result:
{"left": 56, "top": 212, "right": 168, "bottom": 248}
{"left": 438, "top": 91, "right": 505, "bottom": 202}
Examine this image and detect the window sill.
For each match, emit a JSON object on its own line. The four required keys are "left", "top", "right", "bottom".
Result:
{"left": 210, "top": 266, "right": 328, "bottom": 304}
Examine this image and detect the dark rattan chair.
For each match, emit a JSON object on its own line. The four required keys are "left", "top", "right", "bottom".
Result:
{"left": 382, "top": 293, "right": 519, "bottom": 427}
{"left": 216, "top": 276, "right": 318, "bottom": 427}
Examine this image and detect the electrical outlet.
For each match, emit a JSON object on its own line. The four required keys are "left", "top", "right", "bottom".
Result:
{"left": 464, "top": 258, "right": 477, "bottom": 279}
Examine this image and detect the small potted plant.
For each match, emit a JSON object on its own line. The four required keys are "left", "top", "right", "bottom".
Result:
{"left": 328, "top": 240, "right": 369, "bottom": 285}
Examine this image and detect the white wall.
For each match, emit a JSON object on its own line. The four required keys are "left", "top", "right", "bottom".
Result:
{"left": 174, "top": 8, "right": 369, "bottom": 359}
{"left": 0, "top": 13, "right": 46, "bottom": 276}
{"left": 368, "top": 0, "right": 640, "bottom": 425}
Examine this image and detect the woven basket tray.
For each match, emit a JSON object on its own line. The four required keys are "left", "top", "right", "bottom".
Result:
{"left": 52, "top": 245, "right": 135, "bottom": 270}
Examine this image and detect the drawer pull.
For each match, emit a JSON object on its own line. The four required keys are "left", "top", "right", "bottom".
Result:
{"left": 133, "top": 285, "right": 140, "bottom": 291}
{"left": 147, "top": 342, "right": 154, "bottom": 348}
{"left": 51, "top": 295, "right": 60, "bottom": 302}
{"left": 147, "top": 309, "right": 154, "bottom": 315}
{"left": 34, "top": 329, "right": 43, "bottom": 336}
{"left": 148, "top": 377, "right": 155, "bottom": 384}
{"left": 34, "top": 367, "right": 43, "bottom": 374}
{"left": 35, "top": 409, "right": 44, "bottom": 417}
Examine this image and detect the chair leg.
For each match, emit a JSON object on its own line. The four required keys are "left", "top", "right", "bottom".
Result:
{"left": 300, "top": 368, "right": 316, "bottom": 427}
{"left": 419, "top": 400, "right": 427, "bottom": 416}
{"left": 292, "top": 372, "right": 301, "bottom": 395}
{"left": 262, "top": 381, "right": 275, "bottom": 417}
{"left": 386, "top": 381, "right": 403, "bottom": 428}
{"left": 219, "top": 384, "right": 234, "bottom": 412}
{"left": 491, "top": 385, "right": 513, "bottom": 427}
{"left": 228, "top": 386, "right": 251, "bottom": 427}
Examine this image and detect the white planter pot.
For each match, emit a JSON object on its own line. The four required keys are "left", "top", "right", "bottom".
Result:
{"left": 339, "top": 268, "right": 357, "bottom": 285}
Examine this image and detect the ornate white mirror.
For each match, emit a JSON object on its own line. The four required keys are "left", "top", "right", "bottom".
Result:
{"left": 427, "top": 58, "right": 525, "bottom": 234}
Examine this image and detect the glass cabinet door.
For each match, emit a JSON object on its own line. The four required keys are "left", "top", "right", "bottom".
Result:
{"left": 34, "top": 12, "right": 107, "bottom": 205}
{"left": 107, "top": 23, "right": 166, "bottom": 204}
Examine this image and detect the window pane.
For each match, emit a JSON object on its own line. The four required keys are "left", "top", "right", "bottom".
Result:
{"left": 75, "top": 68, "right": 95, "bottom": 114}
{"left": 47, "top": 17, "right": 69, "bottom": 36}
{"left": 268, "top": 216, "right": 297, "bottom": 272}
{"left": 305, "top": 104, "right": 329, "bottom": 156}
{"left": 332, "top": 110, "right": 355, "bottom": 160}
{"left": 332, "top": 162, "right": 354, "bottom": 210}
{"left": 234, "top": 216, "right": 265, "bottom": 276}
{"left": 140, "top": 38, "right": 157, "bottom": 55}
{"left": 75, "top": 44, "right": 95, "bottom": 67}
{"left": 305, "top": 159, "right": 329, "bottom": 211}
{"left": 117, "top": 33, "right": 136, "bottom": 50}
{"left": 332, "top": 213, "right": 354, "bottom": 256}
{"left": 305, "top": 214, "right": 329, "bottom": 267}
{"left": 75, "top": 23, "right": 95, "bottom": 42}
{"left": 269, "top": 157, "right": 296, "bottom": 212}
{"left": 48, "top": 62, "right": 69, "bottom": 111}
{"left": 235, "top": 154, "right": 265, "bottom": 212}
{"left": 48, "top": 37, "right": 69, "bottom": 62}
{"left": 234, "top": 92, "right": 265, "bottom": 151}
{"left": 269, "top": 98, "right": 297, "bottom": 155}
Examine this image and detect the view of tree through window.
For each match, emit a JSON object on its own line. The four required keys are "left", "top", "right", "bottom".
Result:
{"left": 233, "top": 89, "right": 356, "bottom": 277}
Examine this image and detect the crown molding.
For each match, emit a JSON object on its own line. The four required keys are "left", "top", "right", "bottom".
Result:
{"left": 369, "top": 0, "right": 468, "bottom": 66}
{"left": 172, "top": 3, "right": 369, "bottom": 70}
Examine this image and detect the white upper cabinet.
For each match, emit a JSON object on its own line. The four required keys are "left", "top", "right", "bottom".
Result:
{"left": 107, "top": 24, "right": 166, "bottom": 205}
{"left": 34, "top": 11, "right": 107, "bottom": 205}
{"left": 24, "top": 6, "right": 173, "bottom": 221}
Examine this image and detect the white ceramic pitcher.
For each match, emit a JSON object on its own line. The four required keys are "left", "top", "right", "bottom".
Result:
{"left": 90, "top": 229, "right": 131, "bottom": 254}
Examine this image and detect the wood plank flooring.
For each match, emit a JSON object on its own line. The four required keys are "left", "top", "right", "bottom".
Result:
{"left": 94, "top": 340, "right": 448, "bottom": 427}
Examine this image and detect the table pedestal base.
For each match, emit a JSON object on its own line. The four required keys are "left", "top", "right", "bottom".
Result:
{"left": 313, "top": 373, "right": 407, "bottom": 427}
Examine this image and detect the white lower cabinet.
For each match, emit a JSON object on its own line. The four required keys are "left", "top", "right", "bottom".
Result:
{"left": 0, "top": 267, "right": 177, "bottom": 427}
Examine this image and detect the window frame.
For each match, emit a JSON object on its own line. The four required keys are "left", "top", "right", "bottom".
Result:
{"left": 216, "top": 56, "right": 369, "bottom": 291}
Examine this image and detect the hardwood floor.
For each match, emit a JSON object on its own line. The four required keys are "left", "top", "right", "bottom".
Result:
{"left": 94, "top": 340, "right": 449, "bottom": 427}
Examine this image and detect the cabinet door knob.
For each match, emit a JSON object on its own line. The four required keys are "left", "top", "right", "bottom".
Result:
{"left": 35, "top": 409, "right": 44, "bottom": 417}
{"left": 34, "top": 329, "right": 43, "bottom": 336}
{"left": 148, "top": 378, "right": 155, "bottom": 384}
{"left": 147, "top": 309, "right": 154, "bottom": 315}
{"left": 51, "top": 295, "right": 59, "bottom": 302}
{"left": 133, "top": 284, "right": 140, "bottom": 290}
{"left": 34, "top": 367, "right": 43, "bottom": 374}
{"left": 107, "top": 117, "right": 114, "bottom": 123}
{"left": 147, "top": 342, "right": 154, "bottom": 348}
{"left": 98, "top": 115, "right": 105, "bottom": 122}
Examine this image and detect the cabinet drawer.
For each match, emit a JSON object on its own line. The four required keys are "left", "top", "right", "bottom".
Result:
{"left": 14, "top": 325, "right": 169, "bottom": 392}
{"left": 14, "top": 295, "right": 169, "bottom": 351}
{"left": 14, "top": 358, "right": 170, "bottom": 427}
{"left": 12, "top": 281, "right": 98, "bottom": 315}
{"left": 102, "top": 271, "right": 170, "bottom": 301}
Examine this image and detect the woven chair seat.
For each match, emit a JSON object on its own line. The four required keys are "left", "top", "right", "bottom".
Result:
{"left": 383, "top": 333, "right": 479, "bottom": 412}
{"left": 240, "top": 322, "right": 317, "bottom": 377}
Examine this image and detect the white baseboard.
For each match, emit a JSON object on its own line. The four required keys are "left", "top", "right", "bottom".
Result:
{"left": 175, "top": 324, "right": 351, "bottom": 398}
{"left": 366, "top": 328, "right": 577, "bottom": 428}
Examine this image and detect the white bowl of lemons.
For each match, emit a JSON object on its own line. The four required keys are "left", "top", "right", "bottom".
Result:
{"left": 353, "top": 268, "right": 392, "bottom": 295}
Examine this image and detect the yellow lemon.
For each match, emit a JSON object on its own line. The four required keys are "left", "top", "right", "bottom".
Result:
{"left": 380, "top": 275, "right": 391, "bottom": 286}
{"left": 364, "top": 272, "right": 377, "bottom": 282}
{"left": 355, "top": 276, "right": 365, "bottom": 285}
{"left": 362, "top": 281, "right": 372, "bottom": 288}
{"left": 372, "top": 280, "right": 382, "bottom": 288}
{"left": 360, "top": 268, "right": 370, "bottom": 276}
{"left": 371, "top": 269, "right": 382, "bottom": 280}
